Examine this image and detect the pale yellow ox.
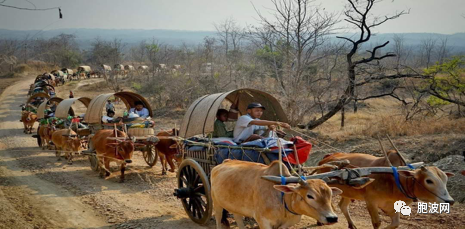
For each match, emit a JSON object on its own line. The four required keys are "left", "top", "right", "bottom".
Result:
{"left": 211, "top": 160, "right": 342, "bottom": 229}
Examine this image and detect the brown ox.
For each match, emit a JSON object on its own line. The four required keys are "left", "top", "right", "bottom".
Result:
{"left": 155, "top": 129, "right": 182, "bottom": 175}
{"left": 211, "top": 160, "right": 342, "bottom": 229}
{"left": 90, "top": 129, "right": 137, "bottom": 182}
{"left": 52, "top": 129, "right": 83, "bottom": 164}
{"left": 78, "top": 72, "right": 86, "bottom": 80}
{"left": 21, "top": 111, "right": 37, "bottom": 134}
{"left": 318, "top": 151, "right": 454, "bottom": 229}
{"left": 38, "top": 124, "right": 56, "bottom": 149}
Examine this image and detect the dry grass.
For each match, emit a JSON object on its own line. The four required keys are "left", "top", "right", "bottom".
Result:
{"left": 312, "top": 98, "right": 465, "bottom": 141}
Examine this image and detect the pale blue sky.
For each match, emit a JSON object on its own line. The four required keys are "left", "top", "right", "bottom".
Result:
{"left": 0, "top": 0, "right": 464, "bottom": 34}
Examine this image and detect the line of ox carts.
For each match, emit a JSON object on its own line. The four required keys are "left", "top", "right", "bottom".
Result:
{"left": 19, "top": 76, "right": 455, "bottom": 229}
{"left": 27, "top": 63, "right": 176, "bottom": 88}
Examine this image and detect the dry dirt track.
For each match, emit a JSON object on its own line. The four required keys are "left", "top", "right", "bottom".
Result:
{"left": 0, "top": 77, "right": 463, "bottom": 229}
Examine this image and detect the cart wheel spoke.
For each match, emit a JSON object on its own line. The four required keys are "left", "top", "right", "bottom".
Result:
{"left": 180, "top": 176, "right": 188, "bottom": 187}
{"left": 193, "top": 173, "right": 200, "bottom": 186}
{"left": 194, "top": 184, "right": 204, "bottom": 193}
{"left": 198, "top": 197, "right": 207, "bottom": 208}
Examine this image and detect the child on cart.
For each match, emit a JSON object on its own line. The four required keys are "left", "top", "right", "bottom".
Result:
{"left": 212, "top": 109, "right": 233, "bottom": 138}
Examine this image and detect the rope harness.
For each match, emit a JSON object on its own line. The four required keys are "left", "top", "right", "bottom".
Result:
{"left": 391, "top": 164, "right": 418, "bottom": 201}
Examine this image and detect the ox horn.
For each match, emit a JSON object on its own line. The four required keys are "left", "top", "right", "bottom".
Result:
{"left": 386, "top": 134, "right": 408, "bottom": 166}
{"left": 297, "top": 175, "right": 309, "bottom": 188}
{"left": 420, "top": 165, "right": 428, "bottom": 172}
{"left": 377, "top": 135, "right": 393, "bottom": 167}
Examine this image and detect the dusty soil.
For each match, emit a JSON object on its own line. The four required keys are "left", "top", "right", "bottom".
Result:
{"left": 0, "top": 76, "right": 464, "bottom": 229}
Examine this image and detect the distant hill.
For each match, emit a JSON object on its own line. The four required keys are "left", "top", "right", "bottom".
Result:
{"left": 0, "top": 28, "right": 464, "bottom": 52}
{"left": 0, "top": 28, "right": 217, "bottom": 48}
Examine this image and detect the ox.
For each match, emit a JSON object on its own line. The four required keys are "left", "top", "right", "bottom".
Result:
{"left": 38, "top": 124, "right": 56, "bottom": 149}
{"left": 155, "top": 129, "right": 182, "bottom": 175}
{"left": 211, "top": 160, "right": 342, "bottom": 229}
{"left": 52, "top": 129, "right": 83, "bottom": 164}
{"left": 90, "top": 129, "right": 137, "bottom": 182}
{"left": 318, "top": 150, "right": 454, "bottom": 229}
{"left": 21, "top": 111, "right": 37, "bottom": 134}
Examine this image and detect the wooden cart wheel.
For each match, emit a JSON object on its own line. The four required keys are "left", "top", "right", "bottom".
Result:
{"left": 88, "top": 154, "right": 99, "bottom": 171}
{"left": 174, "top": 159, "right": 212, "bottom": 225}
{"left": 143, "top": 144, "right": 158, "bottom": 167}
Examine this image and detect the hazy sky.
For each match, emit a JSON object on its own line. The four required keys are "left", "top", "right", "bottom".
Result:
{"left": 0, "top": 0, "right": 464, "bottom": 34}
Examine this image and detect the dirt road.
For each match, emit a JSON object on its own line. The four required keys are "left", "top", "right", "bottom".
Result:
{"left": 0, "top": 77, "right": 463, "bottom": 229}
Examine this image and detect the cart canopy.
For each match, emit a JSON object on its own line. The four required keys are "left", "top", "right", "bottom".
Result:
{"left": 179, "top": 88, "right": 288, "bottom": 138}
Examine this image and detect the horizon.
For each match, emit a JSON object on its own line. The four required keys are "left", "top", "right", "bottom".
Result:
{"left": 0, "top": 0, "right": 464, "bottom": 34}
{"left": 2, "top": 27, "right": 465, "bottom": 36}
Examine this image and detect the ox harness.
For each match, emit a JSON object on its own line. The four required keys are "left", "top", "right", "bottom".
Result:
{"left": 280, "top": 175, "right": 301, "bottom": 216}
{"left": 391, "top": 164, "right": 418, "bottom": 201}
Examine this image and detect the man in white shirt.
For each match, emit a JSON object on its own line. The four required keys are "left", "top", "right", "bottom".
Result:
{"left": 233, "top": 102, "right": 290, "bottom": 143}
{"left": 106, "top": 100, "right": 115, "bottom": 113}
{"left": 102, "top": 110, "right": 115, "bottom": 123}
{"left": 129, "top": 101, "right": 149, "bottom": 118}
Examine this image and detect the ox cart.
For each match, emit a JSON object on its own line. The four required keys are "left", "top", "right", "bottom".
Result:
{"left": 83, "top": 91, "right": 159, "bottom": 170}
{"left": 172, "top": 89, "right": 424, "bottom": 225}
{"left": 35, "top": 97, "right": 64, "bottom": 146}
{"left": 77, "top": 66, "right": 92, "bottom": 79}
{"left": 54, "top": 97, "right": 92, "bottom": 147}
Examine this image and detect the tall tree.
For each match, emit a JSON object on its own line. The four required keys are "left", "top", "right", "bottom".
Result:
{"left": 303, "top": 0, "right": 421, "bottom": 129}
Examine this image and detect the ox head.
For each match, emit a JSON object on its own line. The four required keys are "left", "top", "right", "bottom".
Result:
{"left": 26, "top": 112, "right": 37, "bottom": 122}
{"left": 107, "top": 138, "right": 137, "bottom": 164}
{"left": 273, "top": 179, "right": 342, "bottom": 225}
{"left": 399, "top": 166, "right": 454, "bottom": 205}
{"left": 66, "top": 137, "right": 83, "bottom": 153}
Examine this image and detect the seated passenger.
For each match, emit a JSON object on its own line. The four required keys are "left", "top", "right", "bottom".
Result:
{"left": 233, "top": 102, "right": 290, "bottom": 143}
{"left": 102, "top": 110, "right": 115, "bottom": 123}
{"left": 212, "top": 109, "right": 233, "bottom": 138}
{"left": 129, "top": 101, "right": 149, "bottom": 118}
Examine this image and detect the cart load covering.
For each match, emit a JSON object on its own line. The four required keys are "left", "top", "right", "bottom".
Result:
{"left": 184, "top": 136, "right": 312, "bottom": 165}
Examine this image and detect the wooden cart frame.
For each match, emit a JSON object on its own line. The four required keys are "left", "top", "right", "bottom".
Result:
{"left": 173, "top": 88, "right": 291, "bottom": 224}
{"left": 83, "top": 91, "right": 158, "bottom": 170}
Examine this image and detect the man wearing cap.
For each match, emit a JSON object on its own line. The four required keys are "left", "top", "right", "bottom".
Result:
{"left": 233, "top": 102, "right": 291, "bottom": 143}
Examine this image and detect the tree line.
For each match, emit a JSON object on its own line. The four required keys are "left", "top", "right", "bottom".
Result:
{"left": 0, "top": 0, "right": 463, "bottom": 129}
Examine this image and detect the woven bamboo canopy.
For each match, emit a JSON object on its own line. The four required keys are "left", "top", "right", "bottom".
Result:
{"left": 55, "top": 97, "right": 91, "bottom": 119}
{"left": 114, "top": 64, "right": 124, "bottom": 71}
{"left": 179, "top": 88, "right": 288, "bottom": 138}
{"left": 37, "top": 97, "right": 64, "bottom": 119}
{"left": 27, "top": 92, "right": 50, "bottom": 104}
{"left": 77, "top": 66, "right": 92, "bottom": 72}
{"left": 84, "top": 91, "right": 153, "bottom": 124}
{"left": 102, "top": 64, "right": 112, "bottom": 71}
{"left": 51, "top": 70, "right": 64, "bottom": 77}
{"left": 61, "top": 68, "right": 73, "bottom": 75}
{"left": 124, "top": 65, "right": 135, "bottom": 71}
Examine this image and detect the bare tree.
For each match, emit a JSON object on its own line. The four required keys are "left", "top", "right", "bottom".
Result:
{"left": 392, "top": 34, "right": 411, "bottom": 69}
{"left": 215, "top": 18, "right": 246, "bottom": 88}
{"left": 303, "top": 0, "right": 422, "bottom": 129}
{"left": 419, "top": 37, "right": 437, "bottom": 68}
{"left": 253, "top": 0, "right": 338, "bottom": 125}
{"left": 435, "top": 37, "right": 449, "bottom": 64}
